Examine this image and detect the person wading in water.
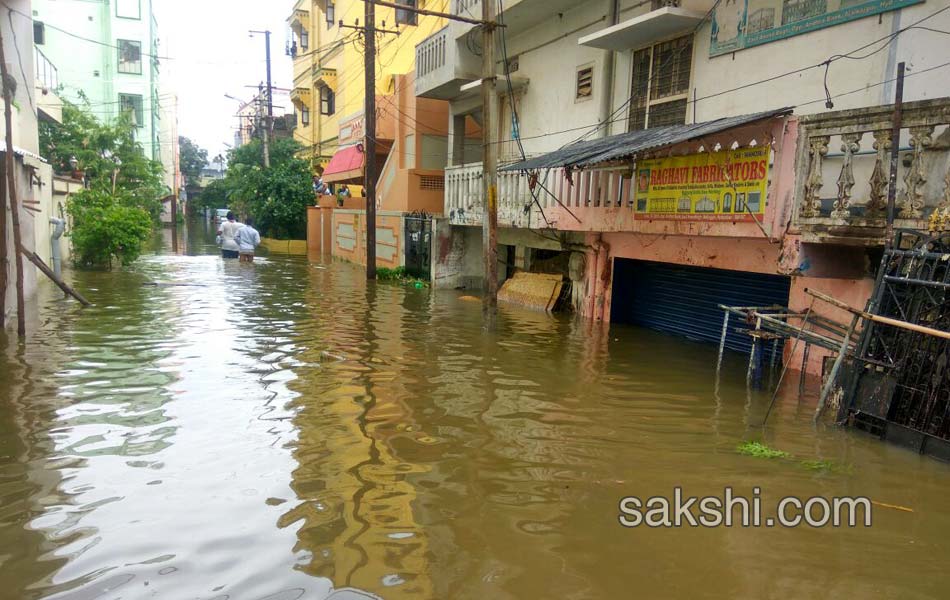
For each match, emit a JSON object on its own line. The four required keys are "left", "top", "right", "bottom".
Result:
{"left": 218, "top": 211, "right": 242, "bottom": 259}
{"left": 235, "top": 217, "right": 261, "bottom": 263}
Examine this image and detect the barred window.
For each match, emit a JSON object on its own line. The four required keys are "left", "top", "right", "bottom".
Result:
{"left": 628, "top": 35, "right": 692, "bottom": 131}
{"left": 119, "top": 93, "right": 144, "bottom": 127}
{"left": 117, "top": 39, "right": 142, "bottom": 75}
{"left": 396, "top": 0, "right": 418, "bottom": 25}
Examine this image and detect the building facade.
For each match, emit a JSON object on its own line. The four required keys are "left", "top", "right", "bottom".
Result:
{"left": 32, "top": 0, "right": 168, "bottom": 169}
{"left": 293, "top": 0, "right": 484, "bottom": 269}
{"left": 414, "top": 0, "right": 950, "bottom": 373}
{"left": 2, "top": 0, "right": 68, "bottom": 326}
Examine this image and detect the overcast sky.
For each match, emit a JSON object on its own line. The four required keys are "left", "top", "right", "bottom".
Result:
{"left": 154, "top": 1, "right": 294, "bottom": 163}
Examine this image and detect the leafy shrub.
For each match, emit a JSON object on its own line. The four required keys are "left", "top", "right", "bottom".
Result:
{"left": 68, "top": 190, "right": 152, "bottom": 267}
{"left": 41, "top": 98, "right": 167, "bottom": 268}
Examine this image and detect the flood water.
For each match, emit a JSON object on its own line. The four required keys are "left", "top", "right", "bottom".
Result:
{"left": 0, "top": 222, "right": 947, "bottom": 599}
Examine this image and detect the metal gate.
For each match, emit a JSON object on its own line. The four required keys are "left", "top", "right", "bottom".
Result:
{"left": 843, "top": 230, "right": 950, "bottom": 459}
{"left": 611, "top": 259, "right": 791, "bottom": 354}
{"left": 404, "top": 213, "right": 432, "bottom": 280}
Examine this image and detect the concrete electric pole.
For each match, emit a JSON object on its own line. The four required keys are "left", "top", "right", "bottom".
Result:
{"left": 363, "top": 1, "right": 378, "bottom": 280}
{"left": 481, "top": 0, "right": 499, "bottom": 323}
{"left": 250, "top": 30, "right": 273, "bottom": 168}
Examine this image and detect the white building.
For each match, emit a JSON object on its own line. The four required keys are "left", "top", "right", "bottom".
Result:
{"left": 2, "top": 0, "right": 66, "bottom": 327}
{"left": 414, "top": 0, "right": 950, "bottom": 357}
{"left": 32, "top": 0, "right": 171, "bottom": 173}
{"left": 419, "top": 0, "right": 948, "bottom": 159}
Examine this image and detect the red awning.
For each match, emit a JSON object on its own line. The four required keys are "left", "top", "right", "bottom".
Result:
{"left": 322, "top": 145, "right": 364, "bottom": 184}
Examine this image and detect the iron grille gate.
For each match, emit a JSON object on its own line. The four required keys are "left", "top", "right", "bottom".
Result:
{"left": 843, "top": 230, "right": 950, "bottom": 460}
{"left": 404, "top": 213, "right": 432, "bottom": 280}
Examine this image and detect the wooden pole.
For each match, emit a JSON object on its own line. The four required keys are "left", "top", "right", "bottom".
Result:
{"left": 20, "top": 249, "right": 91, "bottom": 307}
{"left": 814, "top": 312, "right": 859, "bottom": 422}
{"left": 482, "top": 0, "right": 498, "bottom": 323}
{"left": 885, "top": 61, "right": 904, "bottom": 247}
{"left": 804, "top": 287, "right": 950, "bottom": 340}
{"left": 364, "top": 0, "right": 377, "bottom": 280}
{"left": 0, "top": 152, "right": 7, "bottom": 327}
{"left": 0, "top": 26, "right": 26, "bottom": 337}
{"left": 171, "top": 194, "right": 179, "bottom": 253}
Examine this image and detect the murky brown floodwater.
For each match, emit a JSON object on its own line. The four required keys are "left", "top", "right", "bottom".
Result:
{"left": 0, "top": 222, "right": 947, "bottom": 599}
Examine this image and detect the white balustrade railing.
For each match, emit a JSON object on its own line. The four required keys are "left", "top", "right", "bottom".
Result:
{"left": 415, "top": 27, "right": 448, "bottom": 79}
{"left": 445, "top": 162, "right": 635, "bottom": 228}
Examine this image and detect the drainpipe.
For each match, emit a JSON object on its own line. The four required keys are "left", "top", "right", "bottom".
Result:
{"left": 598, "top": 0, "right": 620, "bottom": 138}
{"left": 50, "top": 218, "right": 65, "bottom": 279}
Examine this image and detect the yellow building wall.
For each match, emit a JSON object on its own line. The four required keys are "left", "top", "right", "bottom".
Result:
{"left": 291, "top": 0, "right": 446, "bottom": 171}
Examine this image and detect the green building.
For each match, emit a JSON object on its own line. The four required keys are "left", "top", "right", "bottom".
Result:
{"left": 32, "top": 0, "right": 163, "bottom": 162}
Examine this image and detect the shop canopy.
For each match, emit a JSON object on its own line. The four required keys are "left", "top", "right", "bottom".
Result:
{"left": 322, "top": 144, "right": 365, "bottom": 184}
{"left": 500, "top": 108, "right": 793, "bottom": 172}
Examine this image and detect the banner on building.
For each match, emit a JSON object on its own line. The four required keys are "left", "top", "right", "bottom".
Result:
{"left": 710, "top": 0, "right": 923, "bottom": 58}
{"left": 634, "top": 147, "right": 769, "bottom": 221}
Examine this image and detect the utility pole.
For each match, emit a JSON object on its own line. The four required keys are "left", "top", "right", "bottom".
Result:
{"left": 363, "top": 0, "right": 377, "bottom": 280}
{"left": 258, "top": 85, "right": 271, "bottom": 168}
{"left": 251, "top": 30, "right": 273, "bottom": 168}
{"left": 885, "top": 61, "right": 905, "bottom": 248}
{"left": 482, "top": 0, "right": 499, "bottom": 322}
{"left": 360, "top": 1, "right": 502, "bottom": 288}
{"left": 264, "top": 30, "right": 273, "bottom": 120}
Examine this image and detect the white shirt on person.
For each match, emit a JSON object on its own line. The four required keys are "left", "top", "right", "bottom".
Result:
{"left": 219, "top": 220, "right": 243, "bottom": 252}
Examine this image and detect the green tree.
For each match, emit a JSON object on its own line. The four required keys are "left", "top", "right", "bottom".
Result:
{"left": 223, "top": 138, "right": 313, "bottom": 240}
{"left": 39, "top": 98, "right": 166, "bottom": 267}
{"left": 179, "top": 136, "right": 209, "bottom": 183}
{"left": 192, "top": 178, "right": 230, "bottom": 213}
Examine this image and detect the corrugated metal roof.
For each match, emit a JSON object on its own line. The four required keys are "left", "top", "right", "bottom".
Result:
{"left": 500, "top": 108, "right": 793, "bottom": 172}
{"left": 1, "top": 142, "right": 48, "bottom": 164}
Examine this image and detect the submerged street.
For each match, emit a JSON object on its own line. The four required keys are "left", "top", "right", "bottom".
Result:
{"left": 0, "top": 224, "right": 946, "bottom": 599}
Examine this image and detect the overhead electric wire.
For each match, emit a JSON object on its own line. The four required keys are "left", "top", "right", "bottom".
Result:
{"left": 486, "top": 5, "right": 950, "bottom": 149}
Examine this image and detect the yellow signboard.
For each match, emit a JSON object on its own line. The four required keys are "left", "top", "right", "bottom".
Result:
{"left": 634, "top": 147, "right": 770, "bottom": 221}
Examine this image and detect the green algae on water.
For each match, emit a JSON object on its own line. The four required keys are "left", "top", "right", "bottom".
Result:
{"left": 737, "top": 441, "right": 790, "bottom": 459}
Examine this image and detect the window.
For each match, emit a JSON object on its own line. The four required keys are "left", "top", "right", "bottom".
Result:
{"left": 300, "top": 31, "right": 309, "bottom": 50}
{"left": 395, "top": 0, "right": 418, "bottom": 26}
{"left": 116, "top": 0, "right": 141, "bottom": 19}
{"left": 33, "top": 21, "right": 45, "bottom": 45}
{"left": 119, "top": 94, "right": 144, "bottom": 127}
{"left": 575, "top": 65, "right": 594, "bottom": 101}
{"left": 117, "top": 39, "right": 142, "bottom": 74}
{"left": 628, "top": 34, "right": 692, "bottom": 131}
{"left": 320, "top": 86, "right": 335, "bottom": 116}
{"left": 301, "top": 106, "right": 311, "bottom": 126}
{"left": 326, "top": 2, "right": 336, "bottom": 27}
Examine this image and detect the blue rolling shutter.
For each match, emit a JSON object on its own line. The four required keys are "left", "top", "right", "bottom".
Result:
{"left": 611, "top": 259, "right": 791, "bottom": 354}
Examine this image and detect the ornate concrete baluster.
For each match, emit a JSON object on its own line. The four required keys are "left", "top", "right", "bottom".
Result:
{"left": 940, "top": 164, "right": 950, "bottom": 211}
{"left": 802, "top": 135, "right": 829, "bottom": 218}
{"left": 899, "top": 125, "right": 934, "bottom": 219}
{"left": 866, "top": 130, "right": 891, "bottom": 218}
{"left": 832, "top": 132, "right": 861, "bottom": 219}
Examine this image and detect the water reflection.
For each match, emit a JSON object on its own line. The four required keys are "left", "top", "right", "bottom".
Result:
{"left": 0, "top": 222, "right": 947, "bottom": 599}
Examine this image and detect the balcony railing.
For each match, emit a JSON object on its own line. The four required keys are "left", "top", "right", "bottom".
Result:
{"left": 446, "top": 162, "right": 638, "bottom": 229}
{"left": 34, "top": 46, "right": 58, "bottom": 90}
{"left": 416, "top": 27, "right": 447, "bottom": 79}
{"left": 794, "top": 98, "right": 950, "bottom": 245}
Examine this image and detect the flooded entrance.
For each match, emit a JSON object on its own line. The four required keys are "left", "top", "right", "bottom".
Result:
{"left": 0, "top": 222, "right": 947, "bottom": 599}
